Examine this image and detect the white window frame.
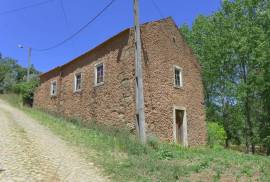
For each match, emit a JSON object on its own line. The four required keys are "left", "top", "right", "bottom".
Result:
{"left": 74, "top": 72, "right": 82, "bottom": 92}
{"left": 174, "top": 65, "right": 183, "bottom": 88}
{"left": 95, "top": 63, "right": 105, "bottom": 86}
{"left": 50, "top": 80, "right": 57, "bottom": 96}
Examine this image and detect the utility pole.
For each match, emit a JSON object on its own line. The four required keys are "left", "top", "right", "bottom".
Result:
{"left": 27, "top": 48, "right": 32, "bottom": 82}
{"left": 134, "top": 0, "right": 146, "bottom": 143}
{"left": 18, "top": 45, "right": 32, "bottom": 82}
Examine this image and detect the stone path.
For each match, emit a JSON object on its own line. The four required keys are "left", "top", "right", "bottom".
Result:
{"left": 0, "top": 99, "right": 108, "bottom": 182}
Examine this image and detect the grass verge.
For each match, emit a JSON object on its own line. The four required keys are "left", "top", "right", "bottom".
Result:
{"left": 1, "top": 94, "right": 270, "bottom": 182}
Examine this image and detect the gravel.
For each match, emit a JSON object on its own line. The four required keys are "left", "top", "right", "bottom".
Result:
{"left": 0, "top": 99, "right": 108, "bottom": 182}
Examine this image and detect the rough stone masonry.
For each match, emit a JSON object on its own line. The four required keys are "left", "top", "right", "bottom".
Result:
{"left": 33, "top": 17, "right": 207, "bottom": 146}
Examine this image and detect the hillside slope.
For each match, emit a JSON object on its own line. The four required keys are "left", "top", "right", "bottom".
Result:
{"left": 1, "top": 94, "right": 270, "bottom": 182}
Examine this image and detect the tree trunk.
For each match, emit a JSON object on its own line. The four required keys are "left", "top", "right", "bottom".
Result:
{"left": 245, "top": 141, "right": 249, "bottom": 153}
{"left": 244, "top": 118, "right": 249, "bottom": 153}
{"left": 225, "top": 137, "right": 230, "bottom": 148}
{"left": 245, "top": 93, "right": 255, "bottom": 154}
{"left": 241, "top": 61, "right": 255, "bottom": 154}
{"left": 221, "top": 96, "right": 231, "bottom": 149}
{"left": 251, "top": 143, "right": 255, "bottom": 154}
{"left": 225, "top": 128, "right": 231, "bottom": 148}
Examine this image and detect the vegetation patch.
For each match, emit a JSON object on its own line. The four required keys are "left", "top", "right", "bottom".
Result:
{"left": 180, "top": 0, "right": 270, "bottom": 155}
{"left": 1, "top": 94, "right": 270, "bottom": 182}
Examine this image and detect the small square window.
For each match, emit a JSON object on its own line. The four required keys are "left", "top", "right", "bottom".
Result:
{"left": 74, "top": 73, "right": 82, "bottom": 91}
{"left": 95, "top": 63, "right": 104, "bottom": 86}
{"left": 174, "top": 66, "right": 183, "bottom": 88}
{"left": 50, "top": 80, "right": 57, "bottom": 96}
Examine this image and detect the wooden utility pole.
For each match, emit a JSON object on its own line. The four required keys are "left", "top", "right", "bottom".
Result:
{"left": 18, "top": 45, "right": 32, "bottom": 82}
{"left": 134, "top": 0, "right": 146, "bottom": 143}
{"left": 27, "top": 47, "right": 32, "bottom": 82}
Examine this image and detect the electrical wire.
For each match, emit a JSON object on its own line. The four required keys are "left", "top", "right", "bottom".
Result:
{"left": 150, "top": 0, "right": 201, "bottom": 70}
{"left": 0, "top": 0, "right": 54, "bottom": 16}
{"left": 32, "top": 0, "right": 116, "bottom": 52}
{"left": 59, "top": 0, "right": 68, "bottom": 27}
{"left": 150, "top": 0, "right": 165, "bottom": 18}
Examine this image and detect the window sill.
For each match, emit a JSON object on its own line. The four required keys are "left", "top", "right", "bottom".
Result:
{"left": 94, "top": 82, "right": 104, "bottom": 87}
{"left": 174, "top": 85, "right": 183, "bottom": 89}
{"left": 73, "top": 89, "right": 82, "bottom": 93}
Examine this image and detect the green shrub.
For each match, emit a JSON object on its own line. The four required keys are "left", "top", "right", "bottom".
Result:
{"left": 207, "top": 122, "right": 226, "bottom": 147}
{"left": 13, "top": 79, "right": 39, "bottom": 106}
{"left": 263, "top": 136, "right": 270, "bottom": 155}
{"left": 155, "top": 144, "right": 175, "bottom": 160}
{"left": 147, "top": 135, "right": 159, "bottom": 150}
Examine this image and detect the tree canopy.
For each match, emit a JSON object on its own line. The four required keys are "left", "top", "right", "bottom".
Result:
{"left": 0, "top": 54, "right": 40, "bottom": 105}
{"left": 180, "top": 0, "right": 270, "bottom": 155}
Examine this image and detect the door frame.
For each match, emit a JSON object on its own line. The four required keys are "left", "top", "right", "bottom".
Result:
{"left": 173, "top": 106, "right": 188, "bottom": 146}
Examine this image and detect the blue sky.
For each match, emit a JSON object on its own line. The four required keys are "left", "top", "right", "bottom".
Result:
{"left": 0, "top": 0, "right": 221, "bottom": 72}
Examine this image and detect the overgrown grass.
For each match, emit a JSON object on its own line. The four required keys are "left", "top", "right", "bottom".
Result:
{"left": 1, "top": 94, "right": 270, "bottom": 181}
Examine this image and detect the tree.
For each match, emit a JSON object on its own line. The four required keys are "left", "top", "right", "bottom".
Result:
{"left": 0, "top": 57, "right": 19, "bottom": 93}
{"left": 180, "top": 0, "right": 270, "bottom": 154}
{"left": 0, "top": 53, "right": 41, "bottom": 106}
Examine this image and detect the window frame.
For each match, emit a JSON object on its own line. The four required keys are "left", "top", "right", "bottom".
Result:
{"left": 50, "top": 80, "right": 57, "bottom": 96}
{"left": 174, "top": 65, "right": 183, "bottom": 88}
{"left": 74, "top": 72, "right": 82, "bottom": 92}
{"left": 94, "top": 63, "right": 105, "bottom": 86}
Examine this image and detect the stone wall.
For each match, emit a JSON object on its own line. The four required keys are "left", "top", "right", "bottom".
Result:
{"left": 34, "top": 17, "right": 207, "bottom": 146}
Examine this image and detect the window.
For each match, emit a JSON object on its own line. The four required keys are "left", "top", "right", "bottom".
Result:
{"left": 95, "top": 63, "right": 104, "bottom": 86}
{"left": 174, "top": 66, "right": 183, "bottom": 88}
{"left": 74, "top": 73, "right": 82, "bottom": 91}
{"left": 50, "top": 80, "right": 57, "bottom": 96}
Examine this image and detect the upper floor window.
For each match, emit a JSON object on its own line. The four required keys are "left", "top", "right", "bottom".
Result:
{"left": 74, "top": 73, "right": 82, "bottom": 91}
{"left": 174, "top": 66, "right": 183, "bottom": 88}
{"left": 50, "top": 80, "right": 57, "bottom": 96}
{"left": 95, "top": 63, "right": 104, "bottom": 86}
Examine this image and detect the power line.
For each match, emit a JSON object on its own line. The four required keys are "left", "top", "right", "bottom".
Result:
{"left": 0, "top": 0, "right": 54, "bottom": 16}
{"left": 32, "top": 0, "right": 116, "bottom": 52}
{"left": 59, "top": 0, "right": 68, "bottom": 27}
{"left": 150, "top": 0, "right": 165, "bottom": 18}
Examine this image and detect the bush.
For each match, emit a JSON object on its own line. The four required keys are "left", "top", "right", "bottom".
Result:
{"left": 156, "top": 148, "right": 174, "bottom": 160}
{"left": 13, "top": 79, "right": 39, "bottom": 106}
{"left": 207, "top": 122, "right": 226, "bottom": 147}
{"left": 147, "top": 135, "right": 159, "bottom": 150}
{"left": 263, "top": 136, "right": 270, "bottom": 155}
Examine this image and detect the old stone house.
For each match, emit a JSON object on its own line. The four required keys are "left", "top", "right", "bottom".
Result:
{"left": 33, "top": 17, "right": 207, "bottom": 146}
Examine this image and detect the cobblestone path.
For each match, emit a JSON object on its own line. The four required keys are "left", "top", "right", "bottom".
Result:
{"left": 0, "top": 99, "right": 108, "bottom": 182}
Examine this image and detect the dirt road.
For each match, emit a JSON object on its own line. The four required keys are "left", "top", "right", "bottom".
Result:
{"left": 0, "top": 99, "right": 108, "bottom": 182}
